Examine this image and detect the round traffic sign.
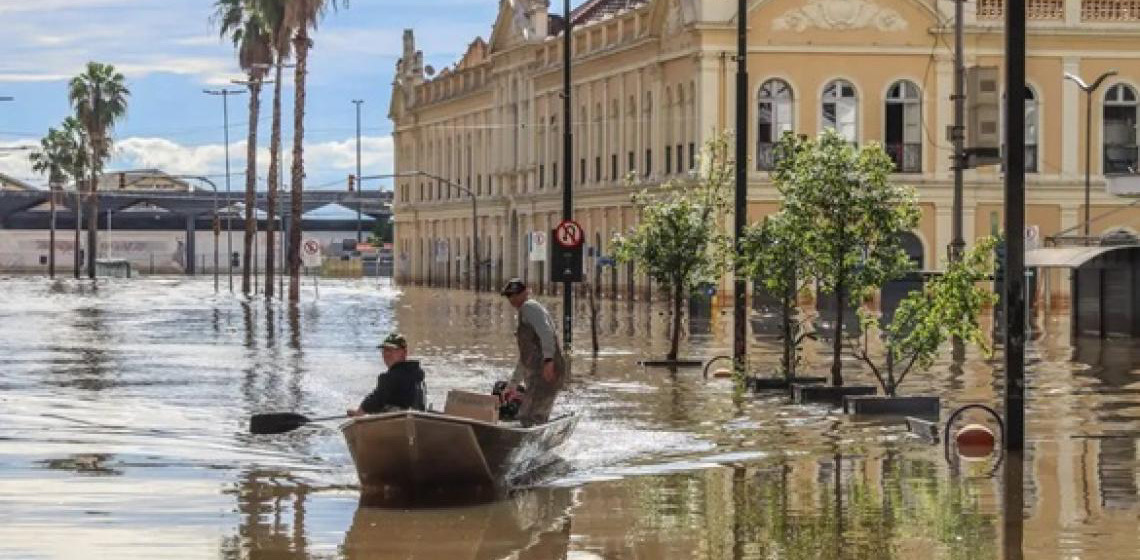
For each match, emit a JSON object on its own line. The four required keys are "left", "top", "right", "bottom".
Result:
{"left": 554, "top": 220, "right": 584, "bottom": 248}
{"left": 302, "top": 239, "right": 321, "bottom": 256}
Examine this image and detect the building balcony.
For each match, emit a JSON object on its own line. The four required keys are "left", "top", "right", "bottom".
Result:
{"left": 1082, "top": 0, "right": 1140, "bottom": 20}
{"left": 977, "top": 0, "right": 1064, "bottom": 19}
{"left": 976, "top": 0, "right": 1140, "bottom": 21}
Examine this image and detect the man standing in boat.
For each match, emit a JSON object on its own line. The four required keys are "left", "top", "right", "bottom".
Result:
{"left": 501, "top": 279, "right": 567, "bottom": 426}
{"left": 348, "top": 333, "right": 427, "bottom": 416}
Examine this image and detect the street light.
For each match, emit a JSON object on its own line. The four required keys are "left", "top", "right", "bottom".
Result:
{"left": 172, "top": 175, "right": 222, "bottom": 293}
{"left": 1064, "top": 69, "right": 1117, "bottom": 242}
{"left": 353, "top": 99, "right": 364, "bottom": 243}
{"left": 360, "top": 171, "right": 478, "bottom": 290}
{"left": 203, "top": 87, "right": 246, "bottom": 292}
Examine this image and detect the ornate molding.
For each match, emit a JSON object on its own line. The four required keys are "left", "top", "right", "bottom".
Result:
{"left": 772, "top": 0, "right": 909, "bottom": 32}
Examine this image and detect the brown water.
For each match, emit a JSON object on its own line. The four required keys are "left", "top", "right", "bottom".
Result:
{"left": 0, "top": 277, "right": 1136, "bottom": 559}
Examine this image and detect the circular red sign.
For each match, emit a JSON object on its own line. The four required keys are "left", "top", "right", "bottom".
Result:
{"left": 554, "top": 220, "right": 584, "bottom": 248}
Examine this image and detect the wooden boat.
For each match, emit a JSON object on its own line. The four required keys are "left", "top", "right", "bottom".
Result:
{"left": 340, "top": 410, "right": 578, "bottom": 501}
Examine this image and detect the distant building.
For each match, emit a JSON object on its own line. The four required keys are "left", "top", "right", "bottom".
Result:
{"left": 391, "top": 0, "right": 1140, "bottom": 304}
{"left": 64, "top": 169, "right": 198, "bottom": 192}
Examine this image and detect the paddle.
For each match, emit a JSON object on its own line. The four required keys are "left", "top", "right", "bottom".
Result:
{"left": 249, "top": 412, "right": 348, "bottom": 435}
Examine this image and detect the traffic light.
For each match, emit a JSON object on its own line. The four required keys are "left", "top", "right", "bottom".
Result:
{"left": 348, "top": 174, "right": 356, "bottom": 192}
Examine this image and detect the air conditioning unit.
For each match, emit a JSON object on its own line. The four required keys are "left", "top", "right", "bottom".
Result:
{"left": 966, "top": 65, "right": 1002, "bottom": 168}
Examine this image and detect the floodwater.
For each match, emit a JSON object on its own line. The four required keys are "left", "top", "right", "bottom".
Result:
{"left": 0, "top": 277, "right": 1136, "bottom": 560}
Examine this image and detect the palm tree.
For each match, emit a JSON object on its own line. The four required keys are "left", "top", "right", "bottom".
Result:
{"left": 284, "top": 0, "right": 347, "bottom": 302}
{"left": 215, "top": 0, "right": 273, "bottom": 296}
{"left": 258, "top": 0, "right": 292, "bottom": 300}
{"left": 29, "top": 126, "right": 74, "bottom": 278}
{"left": 69, "top": 62, "right": 129, "bottom": 280}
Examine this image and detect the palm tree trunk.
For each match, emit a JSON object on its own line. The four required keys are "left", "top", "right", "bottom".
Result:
{"left": 73, "top": 184, "right": 82, "bottom": 279}
{"left": 242, "top": 80, "right": 262, "bottom": 296}
{"left": 87, "top": 164, "right": 98, "bottom": 279}
{"left": 49, "top": 186, "right": 57, "bottom": 278}
{"left": 288, "top": 33, "right": 310, "bottom": 303}
{"left": 266, "top": 61, "right": 283, "bottom": 300}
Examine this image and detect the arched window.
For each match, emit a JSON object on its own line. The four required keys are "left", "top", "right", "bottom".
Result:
{"left": 1025, "top": 87, "right": 1039, "bottom": 173}
{"left": 884, "top": 80, "right": 922, "bottom": 173}
{"left": 822, "top": 79, "right": 858, "bottom": 142}
{"left": 757, "top": 78, "right": 794, "bottom": 170}
{"left": 1103, "top": 83, "right": 1138, "bottom": 174}
{"left": 643, "top": 92, "right": 653, "bottom": 176}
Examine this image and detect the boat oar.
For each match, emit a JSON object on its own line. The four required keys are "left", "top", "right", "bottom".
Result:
{"left": 249, "top": 412, "right": 347, "bottom": 435}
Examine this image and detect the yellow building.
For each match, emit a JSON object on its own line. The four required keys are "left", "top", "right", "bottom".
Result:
{"left": 390, "top": 0, "right": 1140, "bottom": 301}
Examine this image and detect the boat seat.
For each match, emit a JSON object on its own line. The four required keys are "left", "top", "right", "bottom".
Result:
{"left": 443, "top": 390, "right": 500, "bottom": 423}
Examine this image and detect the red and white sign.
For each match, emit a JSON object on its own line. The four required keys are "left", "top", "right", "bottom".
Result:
{"left": 554, "top": 219, "right": 584, "bottom": 248}
{"left": 300, "top": 238, "right": 323, "bottom": 268}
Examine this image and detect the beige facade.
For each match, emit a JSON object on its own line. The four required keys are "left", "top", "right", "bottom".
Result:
{"left": 390, "top": 0, "right": 1140, "bottom": 299}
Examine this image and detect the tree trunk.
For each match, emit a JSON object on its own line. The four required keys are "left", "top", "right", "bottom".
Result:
{"left": 288, "top": 33, "right": 310, "bottom": 303}
{"left": 782, "top": 289, "right": 794, "bottom": 381}
{"left": 73, "top": 184, "right": 82, "bottom": 279}
{"left": 87, "top": 164, "right": 97, "bottom": 279}
{"left": 48, "top": 186, "right": 57, "bottom": 278}
{"left": 589, "top": 267, "right": 600, "bottom": 356}
{"left": 668, "top": 281, "right": 683, "bottom": 362}
{"left": 831, "top": 267, "right": 845, "bottom": 386}
{"left": 242, "top": 80, "right": 263, "bottom": 296}
{"left": 265, "top": 61, "right": 283, "bottom": 300}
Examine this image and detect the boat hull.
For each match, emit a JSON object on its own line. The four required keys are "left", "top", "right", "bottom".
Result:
{"left": 341, "top": 411, "right": 577, "bottom": 499}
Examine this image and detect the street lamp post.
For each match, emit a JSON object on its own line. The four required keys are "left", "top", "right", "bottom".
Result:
{"left": 733, "top": 0, "right": 749, "bottom": 371}
{"left": 173, "top": 175, "right": 222, "bottom": 293}
{"left": 361, "top": 171, "right": 477, "bottom": 291}
{"left": 353, "top": 99, "right": 364, "bottom": 243}
{"left": 1064, "top": 70, "right": 1117, "bottom": 243}
{"left": 203, "top": 88, "right": 246, "bottom": 292}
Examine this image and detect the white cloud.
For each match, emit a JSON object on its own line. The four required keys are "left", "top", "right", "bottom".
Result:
{"left": 0, "top": 0, "right": 146, "bottom": 14}
{"left": 0, "top": 140, "right": 41, "bottom": 186}
{"left": 111, "top": 135, "right": 394, "bottom": 189}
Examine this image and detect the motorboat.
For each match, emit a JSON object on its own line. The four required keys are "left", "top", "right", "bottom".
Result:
{"left": 340, "top": 408, "right": 577, "bottom": 503}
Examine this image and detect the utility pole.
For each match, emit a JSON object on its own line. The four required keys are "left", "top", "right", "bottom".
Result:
{"left": 353, "top": 99, "right": 364, "bottom": 243}
{"left": 950, "top": 0, "right": 966, "bottom": 263}
{"left": 1064, "top": 70, "right": 1117, "bottom": 243}
{"left": 203, "top": 88, "right": 245, "bottom": 292}
{"left": 733, "top": 0, "right": 749, "bottom": 371}
{"left": 1004, "top": 0, "right": 1026, "bottom": 453}
{"left": 562, "top": 0, "right": 574, "bottom": 351}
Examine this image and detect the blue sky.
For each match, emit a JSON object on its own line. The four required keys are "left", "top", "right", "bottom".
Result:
{"left": 0, "top": 0, "right": 500, "bottom": 191}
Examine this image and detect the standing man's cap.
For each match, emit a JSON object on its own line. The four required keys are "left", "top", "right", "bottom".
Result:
{"left": 500, "top": 278, "right": 527, "bottom": 296}
{"left": 379, "top": 332, "right": 407, "bottom": 349}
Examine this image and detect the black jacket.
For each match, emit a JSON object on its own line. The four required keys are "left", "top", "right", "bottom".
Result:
{"left": 359, "top": 360, "right": 427, "bottom": 413}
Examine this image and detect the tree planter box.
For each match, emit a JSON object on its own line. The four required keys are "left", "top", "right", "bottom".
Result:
{"left": 639, "top": 359, "right": 704, "bottom": 368}
{"left": 843, "top": 395, "right": 940, "bottom": 419}
{"left": 748, "top": 376, "right": 828, "bottom": 391}
{"left": 792, "top": 384, "right": 877, "bottom": 406}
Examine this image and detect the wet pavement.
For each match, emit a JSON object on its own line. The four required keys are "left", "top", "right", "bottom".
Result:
{"left": 0, "top": 276, "right": 1136, "bottom": 559}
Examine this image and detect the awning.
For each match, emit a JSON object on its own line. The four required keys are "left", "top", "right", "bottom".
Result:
{"left": 1025, "top": 246, "right": 1119, "bottom": 268}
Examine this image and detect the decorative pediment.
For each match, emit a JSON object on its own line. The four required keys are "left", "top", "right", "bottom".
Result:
{"left": 772, "top": 0, "right": 908, "bottom": 32}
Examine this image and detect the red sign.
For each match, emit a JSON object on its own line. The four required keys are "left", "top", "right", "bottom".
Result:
{"left": 554, "top": 219, "right": 584, "bottom": 248}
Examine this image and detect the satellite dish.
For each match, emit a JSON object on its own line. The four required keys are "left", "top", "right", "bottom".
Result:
{"left": 425, "top": 65, "right": 436, "bottom": 76}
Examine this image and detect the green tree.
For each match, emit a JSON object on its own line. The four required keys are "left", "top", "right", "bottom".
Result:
{"left": 68, "top": 62, "right": 129, "bottom": 279}
{"left": 29, "top": 121, "right": 88, "bottom": 278}
{"left": 215, "top": 0, "right": 273, "bottom": 296}
{"left": 613, "top": 134, "right": 734, "bottom": 362}
{"left": 369, "top": 215, "right": 392, "bottom": 245}
{"left": 256, "top": 0, "right": 292, "bottom": 300}
{"left": 851, "top": 237, "right": 997, "bottom": 396}
{"left": 739, "top": 212, "right": 815, "bottom": 381}
{"left": 773, "top": 130, "right": 919, "bottom": 386}
{"left": 284, "top": 0, "right": 348, "bottom": 302}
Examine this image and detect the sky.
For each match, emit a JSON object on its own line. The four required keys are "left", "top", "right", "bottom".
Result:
{"left": 0, "top": 0, "right": 502, "bottom": 192}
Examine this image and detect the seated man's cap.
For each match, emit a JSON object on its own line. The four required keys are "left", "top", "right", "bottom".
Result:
{"left": 500, "top": 278, "right": 527, "bottom": 297}
{"left": 379, "top": 332, "right": 407, "bottom": 349}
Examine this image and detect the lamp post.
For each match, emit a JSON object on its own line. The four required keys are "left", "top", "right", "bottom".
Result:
{"left": 203, "top": 88, "right": 245, "bottom": 292}
{"left": 562, "top": 0, "right": 574, "bottom": 351}
{"left": 1064, "top": 70, "right": 1117, "bottom": 243}
{"left": 353, "top": 99, "right": 364, "bottom": 243}
{"left": 733, "top": 0, "right": 749, "bottom": 371}
{"left": 361, "top": 171, "right": 477, "bottom": 291}
{"left": 173, "top": 175, "right": 222, "bottom": 293}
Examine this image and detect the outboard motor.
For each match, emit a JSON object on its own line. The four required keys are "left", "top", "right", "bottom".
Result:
{"left": 491, "top": 381, "right": 525, "bottom": 421}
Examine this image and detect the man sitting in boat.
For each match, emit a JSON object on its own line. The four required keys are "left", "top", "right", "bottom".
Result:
{"left": 347, "top": 333, "right": 427, "bottom": 416}
{"left": 501, "top": 279, "right": 567, "bottom": 427}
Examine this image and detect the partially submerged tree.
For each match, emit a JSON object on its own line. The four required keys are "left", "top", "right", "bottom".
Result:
{"left": 739, "top": 213, "right": 815, "bottom": 381}
{"left": 850, "top": 237, "right": 998, "bottom": 396}
{"left": 774, "top": 130, "right": 920, "bottom": 386}
{"left": 613, "top": 134, "right": 734, "bottom": 362}
{"left": 29, "top": 121, "right": 88, "bottom": 279}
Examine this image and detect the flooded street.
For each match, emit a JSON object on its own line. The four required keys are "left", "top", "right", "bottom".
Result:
{"left": 0, "top": 277, "right": 1137, "bottom": 559}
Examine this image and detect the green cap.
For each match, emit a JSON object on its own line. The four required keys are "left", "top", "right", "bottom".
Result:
{"left": 379, "top": 332, "right": 407, "bottom": 349}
